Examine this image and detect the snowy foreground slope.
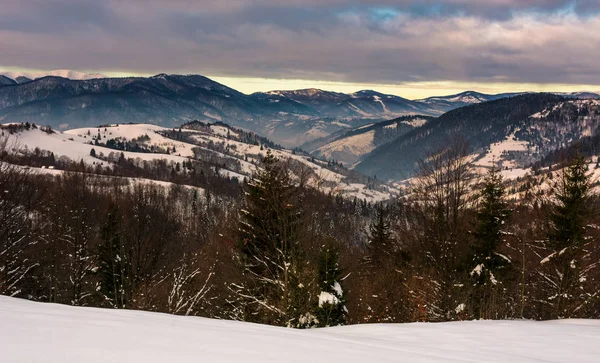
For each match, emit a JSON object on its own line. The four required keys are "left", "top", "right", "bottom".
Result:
{"left": 2, "top": 296, "right": 599, "bottom": 363}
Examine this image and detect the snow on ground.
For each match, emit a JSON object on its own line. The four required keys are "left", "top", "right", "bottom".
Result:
{"left": 347, "top": 102, "right": 372, "bottom": 117}
{"left": 210, "top": 125, "right": 238, "bottom": 138}
{"left": 26, "top": 165, "right": 205, "bottom": 193}
{"left": 357, "top": 123, "right": 374, "bottom": 130}
{"left": 401, "top": 118, "right": 428, "bottom": 128}
{"left": 475, "top": 131, "right": 529, "bottom": 169}
{"left": 2, "top": 296, "right": 599, "bottom": 363}
{"left": 5, "top": 126, "right": 190, "bottom": 166}
{"left": 330, "top": 121, "right": 352, "bottom": 128}
{"left": 66, "top": 124, "right": 197, "bottom": 158}
{"left": 500, "top": 167, "right": 530, "bottom": 180}
{"left": 305, "top": 127, "right": 330, "bottom": 140}
{"left": 3, "top": 123, "right": 397, "bottom": 202}
{"left": 372, "top": 95, "right": 390, "bottom": 113}
{"left": 1, "top": 69, "right": 105, "bottom": 81}
{"left": 316, "top": 130, "right": 376, "bottom": 163}
{"left": 332, "top": 182, "right": 394, "bottom": 202}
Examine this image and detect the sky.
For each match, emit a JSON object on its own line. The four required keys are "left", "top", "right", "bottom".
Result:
{"left": 1, "top": 0, "right": 600, "bottom": 98}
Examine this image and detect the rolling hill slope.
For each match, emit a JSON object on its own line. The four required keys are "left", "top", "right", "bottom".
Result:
{"left": 2, "top": 121, "right": 398, "bottom": 202}
{"left": 306, "top": 115, "right": 434, "bottom": 167}
{"left": 2, "top": 296, "right": 599, "bottom": 363}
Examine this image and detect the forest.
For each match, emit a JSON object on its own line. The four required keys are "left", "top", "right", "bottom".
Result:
{"left": 1, "top": 131, "right": 599, "bottom": 328}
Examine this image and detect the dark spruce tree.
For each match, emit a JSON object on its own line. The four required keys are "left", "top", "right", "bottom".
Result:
{"left": 237, "top": 150, "right": 306, "bottom": 326}
{"left": 470, "top": 166, "right": 512, "bottom": 319}
{"left": 366, "top": 205, "right": 394, "bottom": 268}
{"left": 315, "top": 242, "right": 348, "bottom": 327}
{"left": 542, "top": 152, "right": 594, "bottom": 318}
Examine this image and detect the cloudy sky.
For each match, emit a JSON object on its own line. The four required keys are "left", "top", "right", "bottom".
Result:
{"left": 1, "top": 0, "right": 599, "bottom": 98}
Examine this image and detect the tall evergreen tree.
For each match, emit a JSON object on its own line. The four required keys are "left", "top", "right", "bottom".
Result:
{"left": 470, "top": 166, "right": 512, "bottom": 319}
{"left": 366, "top": 205, "right": 394, "bottom": 267}
{"left": 315, "top": 242, "right": 347, "bottom": 327}
{"left": 237, "top": 150, "right": 305, "bottom": 326}
{"left": 542, "top": 152, "right": 594, "bottom": 318}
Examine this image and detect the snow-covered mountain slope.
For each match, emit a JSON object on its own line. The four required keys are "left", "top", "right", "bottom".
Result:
{"left": 6, "top": 124, "right": 189, "bottom": 166}
{"left": 2, "top": 296, "right": 599, "bottom": 363}
{"left": 555, "top": 91, "right": 600, "bottom": 100}
{"left": 0, "top": 72, "right": 524, "bottom": 147}
{"left": 418, "top": 90, "right": 493, "bottom": 104}
{"left": 505, "top": 160, "right": 600, "bottom": 201}
{"left": 2, "top": 72, "right": 593, "bottom": 148}
{"left": 1, "top": 69, "right": 106, "bottom": 81}
{"left": 416, "top": 91, "right": 523, "bottom": 113}
{"left": 2, "top": 122, "right": 398, "bottom": 202}
{"left": 255, "top": 88, "right": 441, "bottom": 119}
{"left": 356, "top": 94, "right": 600, "bottom": 181}
{"left": 316, "top": 129, "right": 377, "bottom": 166}
{"left": 306, "top": 115, "right": 435, "bottom": 167}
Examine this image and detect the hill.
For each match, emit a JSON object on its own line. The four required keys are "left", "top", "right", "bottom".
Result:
{"left": 2, "top": 121, "right": 398, "bottom": 202}
{"left": 2, "top": 296, "right": 598, "bottom": 363}
{"left": 305, "top": 115, "right": 434, "bottom": 167}
{"left": 356, "top": 94, "right": 600, "bottom": 180}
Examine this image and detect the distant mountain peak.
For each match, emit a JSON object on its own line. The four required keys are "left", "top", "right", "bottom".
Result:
{"left": 267, "top": 88, "right": 332, "bottom": 97}
{"left": 352, "top": 90, "right": 384, "bottom": 97}
{"left": 300, "top": 88, "right": 324, "bottom": 96}
{"left": 418, "top": 90, "right": 489, "bottom": 104}
{"left": 15, "top": 76, "right": 32, "bottom": 84}
{"left": 0, "top": 69, "right": 105, "bottom": 81}
{"left": 152, "top": 73, "right": 169, "bottom": 78}
{"left": 0, "top": 75, "right": 17, "bottom": 86}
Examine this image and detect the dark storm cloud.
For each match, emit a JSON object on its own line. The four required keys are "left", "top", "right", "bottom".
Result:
{"left": 0, "top": 0, "right": 599, "bottom": 85}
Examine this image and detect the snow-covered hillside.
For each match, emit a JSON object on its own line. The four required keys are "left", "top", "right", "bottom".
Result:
{"left": 1, "top": 69, "right": 105, "bottom": 81}
{"left": 309, "top": 116, "right": 434, "bottom": 167}
{"left": 316, "top": 130, "right": 377, "bottom": 166}
{"left": 417, "top": 91, "right": 494, "bottom": 105}
{"left": 2, "top": 122, "right": 398, "bottom": 202}
{"left": 2, "top": 296, "right": 599, "bottom": 363}
{"left": 356, "top": 94, "right": 600, "bottom": 181}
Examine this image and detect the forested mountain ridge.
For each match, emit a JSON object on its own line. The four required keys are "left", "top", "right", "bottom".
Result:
{"left": 0, "top": 73, "right": 538, "bottom": 147}
{"left": 304, "top": 115, "right": 434, "bottom": 167}
{"left": 356, "top": 94, "right": 600, "bottom": 180}
{"left": 415, "top": 90, "right": 525, "bottom": 113}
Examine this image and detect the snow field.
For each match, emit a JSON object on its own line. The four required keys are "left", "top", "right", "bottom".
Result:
{"left": 1, "top": 296, "right": 599, "bottom": 363}
{"left": 316, "top": 130, "right": 377, "bottom": 163}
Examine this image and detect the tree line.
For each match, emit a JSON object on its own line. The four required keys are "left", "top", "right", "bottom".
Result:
{"left": 1, "top": 135, "right": 599, "bottom": 327}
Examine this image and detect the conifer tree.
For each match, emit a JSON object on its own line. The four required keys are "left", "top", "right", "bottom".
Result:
{"left": 542, "top": 153, "right": 594, "bottom": 318}
{"left": 470, "top": 166, "right": 512, "bottom": 319}
{"left": 367, "top": 205, "right": 394, "bottom": 267}
{"left": 237, "top": 150, "right": 304, "bottom": 326}
{"left": 315, "top": 243, "right": 348, "bottom": 327}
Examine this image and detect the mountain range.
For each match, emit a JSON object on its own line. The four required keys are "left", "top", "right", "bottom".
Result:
{"left": 353, "top": 94, "right": 600, "bottom": 180}
{"left": 2, "top": 72, "right": 583, "bottom": 147}
{"left": 2, "top": 72, "right": 600, "bottom": 183}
